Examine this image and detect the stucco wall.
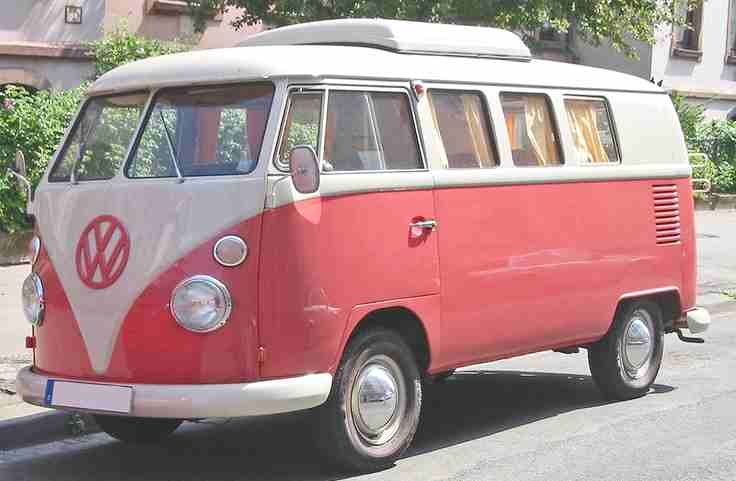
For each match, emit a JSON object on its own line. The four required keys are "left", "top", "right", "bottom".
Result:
{"left": 573, "top": 33, "right": 653, "bottom": 81}
{"left": 651, "top": 0, "right": 736, "bottom": 119}
{"left": 0, "top": 1, "right": 262, "bottom": 92}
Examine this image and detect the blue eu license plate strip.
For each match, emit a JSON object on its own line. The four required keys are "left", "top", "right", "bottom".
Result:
{"left": 44, "top": 380, "right": 55, "bottom": 406}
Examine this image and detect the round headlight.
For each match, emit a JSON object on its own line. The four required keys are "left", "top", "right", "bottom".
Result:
{"left": 22, "top": 273, "right": 44, "bottom": 326}
{"left": 170, "top": 275, "right": 231, "bottom": 333}
{"left": 29, "top": 236, "right": 41, "bottom": 265}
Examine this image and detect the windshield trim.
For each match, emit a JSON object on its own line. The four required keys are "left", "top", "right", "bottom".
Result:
{"left": 48, "top": 90, "right": 151, "bottom": 183}
{"left": 123, "top": 81, "right": 275, "bottom": 180}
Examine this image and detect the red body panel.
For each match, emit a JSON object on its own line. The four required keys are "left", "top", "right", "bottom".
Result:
{"left": 35, "top": 217, "right": 262, "bottom": 384}
{"left": 432, "top": 178, "right": 690, "bottom": 370}
{"left": 258, "top": 191, "right": 440, "bottom": 379}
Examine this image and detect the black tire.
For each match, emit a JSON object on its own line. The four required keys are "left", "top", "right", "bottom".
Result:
{"left": 94, "top": 415, "right": 182, "bottom": 443}
{"left": 588, "top": 299, "right": 664, "bottom": 401}
{"left": 316, "top": 328, "right": 422, "bottom": 472}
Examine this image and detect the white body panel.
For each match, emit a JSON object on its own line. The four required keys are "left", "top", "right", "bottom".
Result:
{"left": 33, "top": 177, "right": 266, "bottom": 373}
{"left": 238, "top": 18, "right": 532, "bottom": 60}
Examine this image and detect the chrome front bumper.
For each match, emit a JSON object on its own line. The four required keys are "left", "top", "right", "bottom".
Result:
{"left": 16, "top": 366, "right": 333, "bottom": 418}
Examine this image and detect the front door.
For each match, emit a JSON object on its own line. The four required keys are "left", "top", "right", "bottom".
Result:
{"left": 258, "top": 85, "right": 440, "bottom": 379}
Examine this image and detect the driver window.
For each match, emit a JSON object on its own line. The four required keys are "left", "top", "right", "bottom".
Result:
{"left": 323, "top": 91, "right": 422, "bottom": 172}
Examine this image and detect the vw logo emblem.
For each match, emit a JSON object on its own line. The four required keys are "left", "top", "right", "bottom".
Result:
{"left": 75, "top": 215, "right": 130, "bottom": 289}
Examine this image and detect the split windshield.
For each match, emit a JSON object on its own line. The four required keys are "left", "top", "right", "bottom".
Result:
{"left": 49, "top": 83, "right": 274, "bottom": 182}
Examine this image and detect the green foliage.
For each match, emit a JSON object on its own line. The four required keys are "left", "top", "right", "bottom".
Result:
{"left": 188, "top": 0, "right": 695, "bottom": 57}
{"left": 0, "top": 84, "right": 87, "bottom": 232}
{"left": 671, "top": 94, "right": 704, "bottom": 149}
{"left": 689, "top": 122, "right": 736, "bottom": 194}
{"left": 87, "top": 23, "right": 190, "bottom": 78}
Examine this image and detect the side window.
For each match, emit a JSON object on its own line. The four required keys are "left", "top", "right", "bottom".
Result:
{"left": 276, "top": 92, "right": 322, "bottom": 166}
{"left": 500, "top": 93, "right": 562, "bottom": 167}
{"left": 324, "top": 91, "right": 422, "bottom": 171}
{"left": 564, "top": 97, "right": 620, "bottom": 164}
{"left": 428, "top": 91, "right": 497, "bottom": 168}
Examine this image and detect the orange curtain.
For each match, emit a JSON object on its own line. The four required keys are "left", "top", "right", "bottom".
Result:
{"left": 462, "top": 95, "right": 495, "bottom": 168}
{"left": 565, "top": 100, "right": 610, "bottom": 163}
{"left": 195, "top": 107, "right": 222, "bottom": 163}
{"left": 523, "top": 97, "right": 559, "bottom": 166}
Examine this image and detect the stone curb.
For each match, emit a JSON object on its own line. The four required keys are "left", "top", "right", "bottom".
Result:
{"left": 0, "top": 407, "right": 99, "bottom": 451}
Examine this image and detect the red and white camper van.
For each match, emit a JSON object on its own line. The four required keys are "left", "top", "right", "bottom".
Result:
{"left": 16, "top": 19, "right": 710, "bottom": 471}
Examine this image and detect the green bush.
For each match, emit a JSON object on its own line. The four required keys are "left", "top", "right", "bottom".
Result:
{"left": 0, "top": 84, "right": 87, "bottom": 232}
{"left": 89, "top": 23, "right": 190, "bottom": 78}
{"left": 671, "top": 94, "right": 704, "bottom": 149}
{"left": 0, "top": 26, "right": 191, "bottom": 233}
{"left": 691, "top": 120, "right": 736, "bottom": 194}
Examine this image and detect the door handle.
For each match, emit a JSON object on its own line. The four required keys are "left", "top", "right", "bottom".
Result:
{"left": 410, "top": 219, "right": 438, "bottom": 231}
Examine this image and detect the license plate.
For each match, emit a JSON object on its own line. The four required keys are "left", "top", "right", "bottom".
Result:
{"left": 45, "top": 380, "right": 133, "bottom": 414}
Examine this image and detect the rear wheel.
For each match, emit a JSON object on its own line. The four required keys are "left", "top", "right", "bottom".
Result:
{"left": 588, "top": 300, "right": 664, "bottom": 401}
{"left": 317, "top": 328, "right": 422, "bottom": 472}
{"left": 94, "top": 415, "right": 182, "bottom": 444}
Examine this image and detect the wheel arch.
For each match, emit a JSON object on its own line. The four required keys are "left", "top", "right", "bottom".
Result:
{"left": 614, "top": 288, "right": 682, "bottom": 333}
{"left": 334, "top": 297, "right": 441, "bottom": 376}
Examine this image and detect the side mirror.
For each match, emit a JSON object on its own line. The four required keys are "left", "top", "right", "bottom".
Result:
{"left": 14, "top": 150, "right": 27, "bottom": 177}
{"left": 289, "top": 145, "right": 320, "bottom": 194}
{"left": 8, "top": 150, "right": 33, "bottom": 204}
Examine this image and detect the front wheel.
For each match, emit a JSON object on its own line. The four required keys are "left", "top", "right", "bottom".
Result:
{"left": 94, "top": 415, "right": 182, "bottom": 443}
{"left": 316, "top": 328, "right": 422, "bottom": 472}
{"left": 588, "top": 300, "right": 664, "bottom": 401}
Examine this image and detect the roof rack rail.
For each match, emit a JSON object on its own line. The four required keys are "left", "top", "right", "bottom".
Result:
{"left": 238, "top": 19, "right": 532, "bottom": 62}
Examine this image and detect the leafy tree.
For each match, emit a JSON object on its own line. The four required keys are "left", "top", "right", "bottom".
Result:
{"left": 187, "top": 0, "right": 695, "bottom": 57}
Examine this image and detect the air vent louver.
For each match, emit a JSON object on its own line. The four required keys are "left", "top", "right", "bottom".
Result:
{"left": 652, "top": 184, "right": 681, "bottom": 245}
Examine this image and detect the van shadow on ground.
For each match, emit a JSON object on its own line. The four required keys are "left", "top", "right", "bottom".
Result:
{"left": 1, "top": 370, "right": 675, "bottom": 481}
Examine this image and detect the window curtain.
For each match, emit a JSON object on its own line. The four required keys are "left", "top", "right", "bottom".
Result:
{"left": 566, "top": 101, "right": 609, "bottom": 163}
{"left": 195, "top": 107, "right": 222, "bottom": 163}
{"left": 523, "top": 96, "right": 558, "bottom": 166}
{"left": 427, "top": 93, "right": 451, "bottom": 168}
{"left": 462, "top": 95, "right": 494, "bottom": 167}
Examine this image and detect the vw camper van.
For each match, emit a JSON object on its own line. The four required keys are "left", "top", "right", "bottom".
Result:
{"left": 16, "top": 19, "right": 710, "bottom": 471}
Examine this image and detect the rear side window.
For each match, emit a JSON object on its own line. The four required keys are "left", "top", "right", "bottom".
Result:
{"left": 127, "top": 83, "right": 274, "bottom": 178}
{"left": 323, "top": 91, "right": 422, "bottom": 171}
{"left": 500, "top": 93, "right": 562, "bottom": 167}
{"left": 428, "top": 91, "right": 497, "bottom": 168}
{"left": 564, "top": 97, "right": 620, "bottom": 164}
{"left": 50, "top": 93, "right": 147, "bottom": 182}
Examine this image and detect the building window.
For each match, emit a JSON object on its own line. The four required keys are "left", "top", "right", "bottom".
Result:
{"left": 727, "top": 0, "right": 736, "bottom": 64}
{"left": 673, "top": 1, "right": 703, "bottom": 60}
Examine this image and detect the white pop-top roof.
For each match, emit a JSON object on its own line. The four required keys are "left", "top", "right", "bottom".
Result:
{"left": 237, "top": 19, "right": 532, "bottom": 61}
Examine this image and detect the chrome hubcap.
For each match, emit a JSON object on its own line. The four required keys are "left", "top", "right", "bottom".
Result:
{"left": 350, "top": 355, "right": 405, "bottom": 446}
{"left": 621, "top": 310, "right": 654, "bottom": 379}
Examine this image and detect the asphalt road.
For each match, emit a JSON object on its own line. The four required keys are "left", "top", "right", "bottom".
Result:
{"left": 0, "top": 211, "right": 734, "bottom": 481}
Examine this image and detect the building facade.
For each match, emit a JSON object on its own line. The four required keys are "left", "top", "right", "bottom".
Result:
{"left": 564, "top": 0, "right": 736, "bottom": 120}
{"left": 0, "top": 0, "right": 262, "bottom": 91}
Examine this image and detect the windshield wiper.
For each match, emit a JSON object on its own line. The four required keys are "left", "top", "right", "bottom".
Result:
{"left": 158, "top": 110, "right": 184, "bottom": 183}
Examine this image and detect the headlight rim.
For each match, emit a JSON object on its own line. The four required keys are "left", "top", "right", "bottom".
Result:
{"left": 170, "top": 275, "right": 232, "bottom": 333}
{"left": 29, "top": 235, "right": 41, "bottom": 265}
{"left": 23, "top": 272, "right": 45, "bottom": 327}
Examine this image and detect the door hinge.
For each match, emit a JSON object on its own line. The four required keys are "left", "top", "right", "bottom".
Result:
{"left": 257, "top": 346, "right": 266, "bottom": 364}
